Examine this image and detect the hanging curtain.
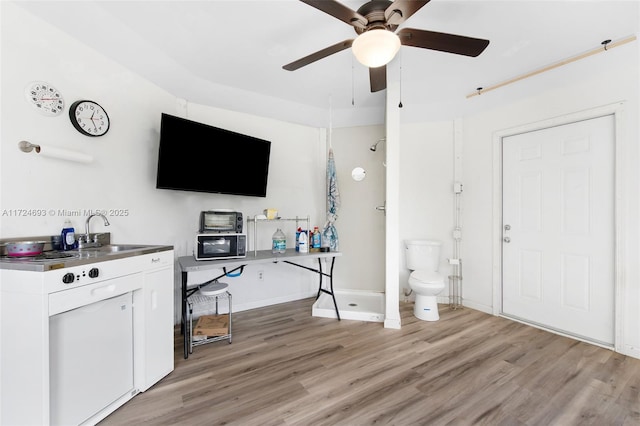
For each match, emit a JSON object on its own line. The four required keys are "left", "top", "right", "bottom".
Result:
{"left": 322, "top": 148, "right": 341, "bottom": 251}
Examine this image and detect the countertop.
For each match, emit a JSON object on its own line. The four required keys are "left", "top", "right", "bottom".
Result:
{"left": 0, "top": 244, "right": 174, "bottom": 272}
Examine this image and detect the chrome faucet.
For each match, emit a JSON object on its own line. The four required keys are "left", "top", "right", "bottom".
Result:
{"left": 79, "top": 213, "right": 110, "bottom": 248}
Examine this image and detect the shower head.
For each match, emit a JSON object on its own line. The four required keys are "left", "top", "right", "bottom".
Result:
{"left": 370, "top": 138, "right": 385, "bottom": 152}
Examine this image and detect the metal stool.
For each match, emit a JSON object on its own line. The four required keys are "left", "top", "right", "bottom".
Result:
{"left": 188, "top": 281, "right": 232, "bottom": 353}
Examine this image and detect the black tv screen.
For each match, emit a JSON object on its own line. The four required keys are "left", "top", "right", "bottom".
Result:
{"left": 156, "top": 113, "right": 271, "bottom": 197}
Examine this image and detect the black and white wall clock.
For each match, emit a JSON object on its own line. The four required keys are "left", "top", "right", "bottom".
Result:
{"left": 24, "top": 81, "right": 65, "bottom": 116}
{"left": 68, "top": 100, "right": 110, "bottom": 137}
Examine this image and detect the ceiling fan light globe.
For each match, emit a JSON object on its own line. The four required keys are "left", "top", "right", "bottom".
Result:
{"left": 352, "top": 29, "right": 401, "bottom": 68}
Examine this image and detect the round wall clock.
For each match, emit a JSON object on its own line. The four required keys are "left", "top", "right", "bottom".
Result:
{"left": 24, "top": 81, "right": 65, "bottom": 116}
{"left": 69, "top": 100, "right": 110, "bottom": 137}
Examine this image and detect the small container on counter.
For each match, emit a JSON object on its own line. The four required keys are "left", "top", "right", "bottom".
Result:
{"left": 311, "top": 226, "right": 321, "bottom": 252}
{"left": 51, "top": 235, "right": 63, "bottom": 251}
{"left": 298, "top": 230, "right": 308, "bottom": 253}
{"left": 61, "top": 219, "right": 77, "bottom": 251}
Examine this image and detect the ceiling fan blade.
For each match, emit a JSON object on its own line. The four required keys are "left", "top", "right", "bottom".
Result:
{"left": 385, "top": 0, "right": 430, "bottom": 26}
{"left": 369, "top": 66, "right": 387, "bottom": 92}
{"left": 283, "top": 39, "right": 354, "bottom": 71}
{"left": 397, "top": 28, "right": 489, "bottom": 57}
{"left": 299, "top": 0, "right": 367, "bottom": 29}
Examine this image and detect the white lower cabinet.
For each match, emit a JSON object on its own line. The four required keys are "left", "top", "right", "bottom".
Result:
{"left": 0, "top": 249, "right": 175, "bottom": 426}
{"left": 140, "top": 261, "right": 175, "bottom": 390}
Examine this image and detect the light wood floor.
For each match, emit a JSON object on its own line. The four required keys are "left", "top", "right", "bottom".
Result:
{"left": 101, "top": 298, "right": 640, "bottom": 425}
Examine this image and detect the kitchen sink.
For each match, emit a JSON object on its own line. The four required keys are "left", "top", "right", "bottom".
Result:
{"left": 101, "top": 244, "right": 149, "bottom": 252}
{"left": 77, "top": 244, "right": 149, "bottom": 253}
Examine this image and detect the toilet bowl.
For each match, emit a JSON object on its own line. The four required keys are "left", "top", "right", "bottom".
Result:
{"left": 405, "top": 240, "right": 446, "bottom": 321}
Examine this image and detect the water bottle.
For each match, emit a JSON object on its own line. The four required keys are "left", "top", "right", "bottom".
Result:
{"left": 272, "top": 228, "right": 286, "bottom": 254}
{"left": 298, "top": 230, "right": 308, "bottom": 253}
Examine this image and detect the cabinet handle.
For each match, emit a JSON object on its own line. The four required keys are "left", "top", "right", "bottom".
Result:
{"left": 91, "top": 284, "right": 115, "bottom": 295}
{"left": 151, "top": 290, "right": 158, "bottom": 309}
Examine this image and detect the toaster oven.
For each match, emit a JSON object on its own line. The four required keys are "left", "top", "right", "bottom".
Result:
{"left": 199, "top": 210, "right": 243, "bottom": 233}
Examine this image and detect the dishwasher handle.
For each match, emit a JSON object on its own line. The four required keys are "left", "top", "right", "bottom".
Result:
{"left": 91, "top": 284, "right": 116, "bottom": 295}
{"left": 49, "top": 273, "right": 142, "bottom": 316}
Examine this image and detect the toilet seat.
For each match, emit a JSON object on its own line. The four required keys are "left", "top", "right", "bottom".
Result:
{"left": 409, "top": 270, "right": 444, "bottom": 286}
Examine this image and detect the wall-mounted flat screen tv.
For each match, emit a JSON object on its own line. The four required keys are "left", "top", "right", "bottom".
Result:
{"left": 156, "top": 113, "right": 271, "bottom": 197}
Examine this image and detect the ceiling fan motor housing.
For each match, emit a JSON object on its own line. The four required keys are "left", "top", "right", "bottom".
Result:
{"left": 355, "top": 0, "right": 399, "bottom": 34}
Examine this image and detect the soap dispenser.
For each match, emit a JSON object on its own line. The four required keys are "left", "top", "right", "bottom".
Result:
{"left": 61, "top": 219, "right": 77, "bottom": 251}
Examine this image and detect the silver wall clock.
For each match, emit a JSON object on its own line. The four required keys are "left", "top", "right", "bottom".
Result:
{"left": 69, "top": 100, "right": 110, "bottom": 137}
{"left": 24, "top": 81, "right": 65, "bottom": 116}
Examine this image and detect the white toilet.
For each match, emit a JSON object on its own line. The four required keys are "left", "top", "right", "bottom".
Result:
{"left": 405, "top": 240, "right": 446, "bottom": 321}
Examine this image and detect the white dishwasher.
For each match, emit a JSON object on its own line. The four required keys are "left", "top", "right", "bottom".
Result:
{"left": 49, "top": 290, "right": 134, "bottom": 426}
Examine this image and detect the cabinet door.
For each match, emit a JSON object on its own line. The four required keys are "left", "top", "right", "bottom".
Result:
{"left": 141, "top": 265, "right": 174, "bottom": 390}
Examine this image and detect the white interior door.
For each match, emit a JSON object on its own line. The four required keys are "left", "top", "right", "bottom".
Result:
{"left": 502, "top": 115, "right": 615, "bottom": 345}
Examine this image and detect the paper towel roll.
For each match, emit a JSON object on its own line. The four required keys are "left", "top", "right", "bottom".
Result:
{"left": 18, "top": 141, "right": 93, "bottom": 164}
{"left": 36, "top": 145, "right": 93, "bottom": 163}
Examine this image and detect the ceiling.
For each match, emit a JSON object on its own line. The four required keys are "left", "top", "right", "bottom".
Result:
{"left": 14, "top": 1, "right": 639, "bottom": 128}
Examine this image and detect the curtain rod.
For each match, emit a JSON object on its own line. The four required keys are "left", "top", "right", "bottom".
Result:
{"left": 467, "top": 34, "right": 637, "bottom": 99}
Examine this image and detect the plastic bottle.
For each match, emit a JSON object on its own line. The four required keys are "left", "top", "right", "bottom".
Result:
{"left": 61, "top": 219, "right": 76, "bottom": 251}
{"left": 298, "top": 229, "right": 308, "bottom": 253}
{"left": 312, "top": 226, "right": 321, "bottom": 249}
{"left": 272, "top": 228, "right": 286, "bottom": 254}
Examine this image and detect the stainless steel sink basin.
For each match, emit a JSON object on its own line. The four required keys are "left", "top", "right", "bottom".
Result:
{"left": 77, "top": 244, "right": 149, "bottom": 253}
{"left": 101, "top": 244, "right": 148, "bottom": 252}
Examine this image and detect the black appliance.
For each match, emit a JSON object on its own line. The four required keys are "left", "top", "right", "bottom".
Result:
{"left": 195, "top": 233, "right": 246, "bottom": 260}
{"left": 199, "top": 210, "right": 243, "bottom": 233}
{"left": 156, "top": 113, "right": 271, "bottom": 197}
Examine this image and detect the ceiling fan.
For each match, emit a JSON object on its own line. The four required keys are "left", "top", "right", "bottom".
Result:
{"left": 283, "top": 0, "right": 490, "bottom": 92}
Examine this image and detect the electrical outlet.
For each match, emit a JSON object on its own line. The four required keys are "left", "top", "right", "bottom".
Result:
{"left": 258, "top": 270, "right": 264, "bottom": 281}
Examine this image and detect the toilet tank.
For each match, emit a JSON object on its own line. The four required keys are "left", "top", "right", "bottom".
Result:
{"left": 405, "top": 240, "right": 441, "bottom": 271}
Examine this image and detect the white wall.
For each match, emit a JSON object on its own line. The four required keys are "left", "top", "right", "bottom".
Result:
{"left": 0, "top": 3, "right": 330, "bottom": 317}
{"left": 329, "top": 125, "right": 385, "bottom": 292}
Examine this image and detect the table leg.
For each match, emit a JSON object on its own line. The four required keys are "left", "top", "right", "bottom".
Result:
{"left": 326, "top": 257, "right": 340, "bottom": 320}
{"left": 315, "top": 258, "right": 323, "bottom": 301}
{"left": 284, "top": 257, "right": 341, "bottom": 320}
{"left": 182, "top": 270, "right": 189, "bottom": 359}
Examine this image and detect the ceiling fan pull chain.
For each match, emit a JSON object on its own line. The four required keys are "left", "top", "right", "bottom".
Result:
{"left": 351, "top": 57, "right": 355, "bottom": 106}
{"left": 398, "top": 52, "right": 403, "bottom": 108}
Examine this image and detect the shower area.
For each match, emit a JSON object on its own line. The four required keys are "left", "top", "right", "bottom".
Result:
{"left": 312, "top": 127, "right": 387, "bottom": 322}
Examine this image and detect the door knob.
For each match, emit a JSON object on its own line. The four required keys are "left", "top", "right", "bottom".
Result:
{"left": 503, "top": 237, "right": 511, "bottom": 243}
{"left": 375, "top": 205, "right": 385, "bottom": 211}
